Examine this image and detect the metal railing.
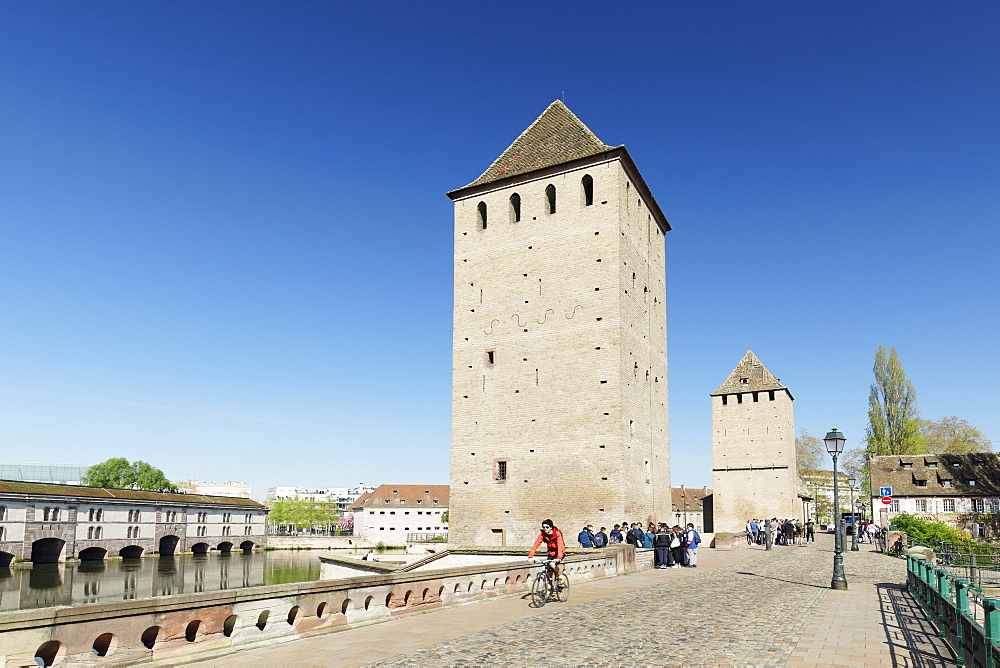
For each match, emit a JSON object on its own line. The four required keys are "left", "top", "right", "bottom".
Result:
{"left": 936, "top": 542, "right": 1000, "bottom": 590}
{"left": 908, "top": 553, "right": 1000, "bottom": 666}
{"left": 407, "top": 532, "right": 448, "bottom": 543}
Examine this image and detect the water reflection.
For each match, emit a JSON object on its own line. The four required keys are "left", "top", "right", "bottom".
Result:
{"left": 0, "top": 551, "right": 323, "bottom": 612}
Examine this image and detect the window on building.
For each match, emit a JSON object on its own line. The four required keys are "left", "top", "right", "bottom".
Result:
{"left": 545, "top": 184, "right": 556, "bottom": 214}
{"left": 477, "top": 201, "right": 487, "bottom": 230}
{"left": 915, "top": 480, "right": 927, "bottom": 487}
{"left": 953, "top": 462, "right": 962, "bottom": 467}
{"left": 969, "top": 480, "right": 977, "bottom": 486}
{"left": 89, "top": 509, "right": 95, "bottom": 522}
{"left": 928, "top": 462, "right": 937, "bottom": 468}
{"left": 97, "top": 509, "right": 103, "bottom": 521}
{"left": 916, "top": 500, "right": 928, "bottom": 512}
{"left": 96, "top": 527, "right": 102, "bottom": 539}
{"left": 902, "top": 463, "right": 912, "bottom": 469}
{"left": 51, "top": 508, "right": 59, "bottom": 521}
{"left": 485, "top": 349, "right": 496, "bottom": 367}
{"left": 990, "top": 499, "right": 1000, "bottom": 513}
{"left": 973, "top": 499, "right": 986, "bottom": 513}
{"left": 581, "top": 174, "right": 594, "bottom": 206}
{"left": 942, "top": 480, "right": 952, "bottom": 487}
{"left": 509, "top": 193, "right": 521, "bottom": 222}
{"left": 943, "top": 499, "right": 955, "bottom": 512}
{"left": 88, "top": 526, "right": 94, "bottom": 539}
{"left": 495, "top": 459, "right": 508, "bottom": 482}
{"left": 891, "top": 500, "right": 900, "bottom": 512}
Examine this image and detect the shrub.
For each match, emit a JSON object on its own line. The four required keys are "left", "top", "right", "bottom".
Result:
{"left": 889, "top": 514, "right": 976, "bottom": 546}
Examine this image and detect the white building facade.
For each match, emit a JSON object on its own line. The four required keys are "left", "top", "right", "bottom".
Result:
{"left": 350, "top": 485, "right": 449, "bottom": 546}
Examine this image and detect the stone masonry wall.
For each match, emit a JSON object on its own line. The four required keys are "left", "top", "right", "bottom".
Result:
{"left": 450, "top": 155, "right": 669, "bottom": 547}
{"left": 711, "top": 390, "right": 799, "bottom": 533}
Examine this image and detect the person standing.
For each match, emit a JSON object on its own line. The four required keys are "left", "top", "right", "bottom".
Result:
{"left": 594, "top": 526, "right": 608, "bottom": 548}
{"left": 684, "top": 523, "right": 701, "bottom": 567}
{"left": 669, "top": 526, "right": 684, "bottom": 568}
{"left": 805, "top": 518, "right": 815, "bottom": 543}
{"left": 654, "top": 524, "right": 672, "bottom": 568}
{"left": 610, "top": 524, "right": 623, "bottom": 544}
{"left": 642, "top": 525, "right": 655, "bottom": 549}
{"left": 577, "top": 526, "right": 595, "bottom": 548}
{"left": 625, "top": 523, "right": 638, "bottom": 547}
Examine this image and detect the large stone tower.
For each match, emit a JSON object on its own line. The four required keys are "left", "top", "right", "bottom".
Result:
{"left": 710, "top": 351, "right": 799, "bottom": 533}
{"left": 447, "top": 101, "right": 670, "bottom": 546}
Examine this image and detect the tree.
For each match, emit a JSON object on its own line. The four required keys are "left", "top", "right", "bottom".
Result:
{"left": 919, "top": 416, "right": 993, "bottom": 453}
{"left": 796, "top": 429, "right": 826, "bottom": 474}
{"left": 866, "top": 345, "right": 923, "bottom": 457}
{"left": 337, "top": 512, "right": 354, "bottom": 532}
{"left": 82, "top": 458, "right": 178, "bottom": 492}
{"left": 267, "top": 497, "right": 340, "bottom": 534}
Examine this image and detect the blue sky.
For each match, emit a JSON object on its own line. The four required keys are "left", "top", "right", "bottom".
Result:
{"left": 1, "top": 2, "right": 997, "bottom": 500}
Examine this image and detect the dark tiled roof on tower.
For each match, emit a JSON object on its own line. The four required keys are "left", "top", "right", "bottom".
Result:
{"left": 463, "top": 100, "right": 617, "bottom": 189}
{"left": 711, "top": 350, "right": 789, "bottom": 396}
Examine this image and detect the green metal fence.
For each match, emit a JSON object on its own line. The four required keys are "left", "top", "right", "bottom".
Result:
{"left": 908, "top": 554, "right": 1000, "bottom": 667}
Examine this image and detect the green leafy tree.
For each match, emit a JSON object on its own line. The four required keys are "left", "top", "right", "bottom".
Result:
{"left": 919, "top": 416, "right": 993, "bottom": 453}
{"left": 866, "top": 345, "right": 923, "bottom": 457}
{"left": 268, "top": 497, "right": 340, "bottom": 533}
{"left": 82, "top": 458, "right": 177, "bottom": 492}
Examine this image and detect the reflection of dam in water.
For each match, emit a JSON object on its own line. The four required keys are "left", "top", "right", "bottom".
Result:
{"left": 0, "top": 551, "right": 323, "bottom": 611}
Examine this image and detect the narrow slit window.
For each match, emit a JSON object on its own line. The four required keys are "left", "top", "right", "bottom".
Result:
{"left": 477, "top": 201, "right": 488, "bottom": 230}
{"left": 545, "top": 184, "right": 556, "bottom": 214}
{"left": 509, "top": 193, "right": 520, "bottom": 222}
{"left": 485, "top": 349, "right": 495, "bottom": 367}
{"left": 581, "top": 174, "right": 594, "bottom": 206}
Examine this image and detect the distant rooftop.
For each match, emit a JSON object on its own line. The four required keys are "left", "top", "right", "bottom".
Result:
{"left": 0, "top": 461, "right": 89, "bottom": 485}
{"left": 0, "top": 479, "right": 264, "bottom": 507}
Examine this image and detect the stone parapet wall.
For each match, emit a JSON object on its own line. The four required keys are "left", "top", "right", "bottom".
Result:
{"left": 0, "top": 547, "right": 644, "bottom": 666}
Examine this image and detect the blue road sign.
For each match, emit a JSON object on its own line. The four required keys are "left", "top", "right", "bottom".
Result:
{"left": 880, "top": 487, "right": 892, "bottom": 496}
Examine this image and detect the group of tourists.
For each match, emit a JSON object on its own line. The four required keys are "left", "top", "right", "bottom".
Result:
{"left": 745, "top": 518, "right": 815, "bottom": 545}
{"left": 855, "top": 520, "right": 881, "bottom": 543}
{"left": 575, "top": 521, "right": 701, "bottom": 569}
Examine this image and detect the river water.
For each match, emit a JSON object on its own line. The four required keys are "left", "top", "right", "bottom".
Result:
{"left": 0, "top": 549, "right": 403, "bottom": 612}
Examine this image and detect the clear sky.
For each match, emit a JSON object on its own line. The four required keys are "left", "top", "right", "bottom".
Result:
{"left": 2, "top": 2, "right": 997, "bottom": 501}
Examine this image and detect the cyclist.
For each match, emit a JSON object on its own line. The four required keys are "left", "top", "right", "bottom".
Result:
{"left": 528, "top": 519, "right": 565, "bottom": 587}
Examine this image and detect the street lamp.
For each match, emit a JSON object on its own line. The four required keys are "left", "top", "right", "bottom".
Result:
{"left": 848, "top": 476, "right": 859, "bottom": 551}
{"left": 825, "top": 428, "right": 848, "bottom": 590}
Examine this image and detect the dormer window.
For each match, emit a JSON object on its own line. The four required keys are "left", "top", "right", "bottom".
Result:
{"left": 942, "top": 480, "right": 953, "bottom": 487}
{"left": 928, "top": 462, "right": 937, "bottom": 468}
{"left": 915, "top": 480, "right": 927, "bottom": 487}
{"left": 902, "top": 463, "right": 912, "bottom": 469}
{"left": 740, "top": 378, "right": 748, "bottom": 385}
{"left": 969, "top": 480, "right": 977, "bottom": 486}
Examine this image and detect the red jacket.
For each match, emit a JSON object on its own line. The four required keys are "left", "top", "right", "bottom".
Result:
{"left": 528, "top": 527, "right": 565, "bottom": 560}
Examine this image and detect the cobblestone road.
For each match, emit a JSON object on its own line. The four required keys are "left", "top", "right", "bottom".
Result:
{"left": 377, "top": 538, "right": 940, "bottom": 667}
{"left": 183, "top": 535, "right": 953, "bottom": 667}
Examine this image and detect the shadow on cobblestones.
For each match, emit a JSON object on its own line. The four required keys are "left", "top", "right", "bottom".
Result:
{"left": 376, "top": 540, "right": 914, "bottom": 667}
{"left": 878, "top": 584, "right": 953, "bottom": 668}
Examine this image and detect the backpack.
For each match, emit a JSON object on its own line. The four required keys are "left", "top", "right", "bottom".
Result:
{"left": 692, "top": 530, "right": 701, "bottom": 546}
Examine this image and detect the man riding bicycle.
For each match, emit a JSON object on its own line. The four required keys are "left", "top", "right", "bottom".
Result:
{"left": 528, "top": 519, "right": 565, "bottom": 586}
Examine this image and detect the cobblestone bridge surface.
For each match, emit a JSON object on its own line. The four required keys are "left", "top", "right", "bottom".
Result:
{"left": 183, "top": 535, "right": 954, "bottom": 667}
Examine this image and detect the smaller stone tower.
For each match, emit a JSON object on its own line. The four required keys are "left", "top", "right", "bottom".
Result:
{"left": 710, "top": 351, "right": 798, "bottom": 533}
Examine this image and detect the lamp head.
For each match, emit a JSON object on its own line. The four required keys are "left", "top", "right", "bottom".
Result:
{"left": 824, "top": 429, "right": 846, "bottom": 454}
{"left": 848, "top": 476, "right": 857, "bottom": 488}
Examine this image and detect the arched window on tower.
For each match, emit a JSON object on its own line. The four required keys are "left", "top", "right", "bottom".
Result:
{"left": 477, "top": 201, "right": 487, "bottom": 230}
{"left": 545, "top": 185, "right": 556, "bottom": 214}
{"left": 509, "top": 193, "right": 520, "bottom": 222}
{"left": 581, "top": 174, "right": 594, "bottom": 206}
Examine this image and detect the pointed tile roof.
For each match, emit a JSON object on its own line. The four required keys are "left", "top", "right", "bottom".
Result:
{"left": 711, "top": 350, "right": 788, "bottom": 396}
{"left": 463, "top": 100, "right": 616, "bottom": 189}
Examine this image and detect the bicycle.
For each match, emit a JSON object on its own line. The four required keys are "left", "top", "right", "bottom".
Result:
{"left": 529, "top": 558, "right": 569, "bottom": 607}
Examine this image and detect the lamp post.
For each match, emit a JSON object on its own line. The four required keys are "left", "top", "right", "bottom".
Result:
{"left": 848, "top": 476, "right": 859, "bottom": 551}
{"left": 825, "top": 428, "right": 848, "bottom": 590}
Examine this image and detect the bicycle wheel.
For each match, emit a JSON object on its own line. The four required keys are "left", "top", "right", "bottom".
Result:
{"left": 529, "top": 572, "right": 547, "bottom": 607}
{"left": 556, "top": 574, "right": 569, "bottom": 602}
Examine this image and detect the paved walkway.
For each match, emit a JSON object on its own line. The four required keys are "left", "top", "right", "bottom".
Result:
{"left": 180, "top": 535, "right": 954, "bottom": 667}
